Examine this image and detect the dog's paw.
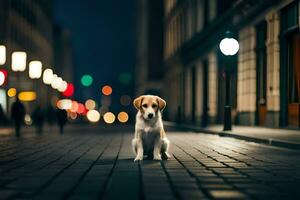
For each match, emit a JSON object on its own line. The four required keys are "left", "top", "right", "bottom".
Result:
{"left": 153, "top": 154, "right": 162, "bottom": 160}
{"left": 162, "top": 152, "right": 171, "bottom": 160}
{"left": 134, "top": 155, "right": 143, "bottom": 162}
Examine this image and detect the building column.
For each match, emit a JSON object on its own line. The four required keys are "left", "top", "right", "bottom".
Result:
{"left": 195, "top": 61, "right": 203, "bottom": 124}
{"left": 265, "top": 11, "right": 280, "bottom": 127}
{"left": 207, "top": 52, "right": 218, "bottom": 123}
{"left": 237, "top": 26, "right": 256, "bottom": 125}
{"left": 184, "top": 68, "right": 192, "bottom": 123}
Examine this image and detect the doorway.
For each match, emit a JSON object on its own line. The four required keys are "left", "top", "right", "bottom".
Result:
{"left": 255, "top": 21, "right": 267, "bottom": 125}
{"left": 287, "top": 31, "right": 300, "bottom": 127}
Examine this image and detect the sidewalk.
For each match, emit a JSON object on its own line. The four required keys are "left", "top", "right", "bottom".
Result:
{"left": 164, "top": 122, "right": 300, "bottom": 150}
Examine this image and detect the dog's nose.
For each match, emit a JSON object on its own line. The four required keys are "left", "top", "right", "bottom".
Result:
{"left": 148, "top": 113, "right": 153, "bottom": 119}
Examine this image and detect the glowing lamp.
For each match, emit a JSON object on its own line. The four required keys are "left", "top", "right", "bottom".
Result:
{"left": 29, "top": 61, "right": 42, "bottom": 79}
{"left": 219, "top": 38, "right": 239, "bottom": 56}
{"left": 11, "top": 51, "right": 27, "bottom": 72}
{"left": 51, "top": 76, "right": 62, "bottom": 89}
{"left": 70, "top": 101, "right": 79, "bottom": 113}
{"left": 87, "top": 110, "right": 100, "bottom": 122}
{"left": 85, "top": 99, "right": 96, "bottom": 110}
{"left": 117, "top": 112, "right": 129, "bottom": 123}
{"left": 62, "top": 83, "right": 74, "bottom": 97}
{"left": 0, "top": 70, "right": 7, "bottom": 86}
{"left": 81, "top": 74, "right": 93, "bottom": 87}
{"left": 77, "top": 103, "right": 85, "bottom": 114}
{"left": 57, "top": 99, "right": 72, "bottom": 110}
{"left": 58, "top": 81, "right": 68, "bottom": 92}
{"left": 43, "top": 69, "right": 54, "bottom": 84}
{"left": 102, "top": 85, "right": 112, "bottom": 96}
{"left": 120, "top": 95, "right": 131, "bottom": 106}
{"left": 103, "top": 112, "right": 115, "bottom": 124}
{"left": 18, "top": 91, "right": 36, "bottom": 101}
{"left": 7, "top": 88, "right": 17, "bottom": 97}
{"left": 0, "top": 45, "right": 6, "bottom": 65}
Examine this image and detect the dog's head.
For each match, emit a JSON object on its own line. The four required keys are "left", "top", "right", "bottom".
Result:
{"left": 133, "top": 95, "right": 166, "bottom": 121}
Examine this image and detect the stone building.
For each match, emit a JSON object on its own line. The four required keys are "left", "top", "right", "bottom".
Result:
{"left": 136, "top": 0, "right": 300, "bottom": 128}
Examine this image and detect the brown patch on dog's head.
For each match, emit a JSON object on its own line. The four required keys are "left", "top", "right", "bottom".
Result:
{"left": 133, "top": 95, "right": 144, "bottom": 110}
{"left": 133, "top": 95, "right": 166, "bottom": 111}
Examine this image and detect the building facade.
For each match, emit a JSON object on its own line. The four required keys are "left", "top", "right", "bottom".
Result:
{"left": 135, "top": 0, "right": 165, "bottom": 96}
{"left": 136, "top": 0, "right": 300, "bottom": 128}
{"left": 0, "top": 0, "right": 54, "bottom": 114}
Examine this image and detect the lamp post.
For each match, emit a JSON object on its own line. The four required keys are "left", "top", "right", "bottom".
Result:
{"left": 219, "top": 34, "right": 239, "bottom": 131}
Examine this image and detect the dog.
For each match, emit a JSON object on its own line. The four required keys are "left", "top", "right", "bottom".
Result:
{"left": 132, "top": 95, "right": 170, "bottom": 161}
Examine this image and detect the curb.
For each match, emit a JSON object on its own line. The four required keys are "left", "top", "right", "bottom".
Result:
{"left": 164, "top": 122, "right": 300, "bottom": 150}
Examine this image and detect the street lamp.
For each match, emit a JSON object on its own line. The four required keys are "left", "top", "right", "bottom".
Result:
{"left": 11, "top": 51, "right": 27, "bottom": 72}
{"left": 43, "top": 68, "right": 54, "bottom": 84}
{"left": 0, "top": 45, "right": 6, "bottom": 65}
{"left": 29, "top": 61, "right": 42, "bottom": 79}
{"left": 219, "top": 34, "right": 239, "bottom": 131}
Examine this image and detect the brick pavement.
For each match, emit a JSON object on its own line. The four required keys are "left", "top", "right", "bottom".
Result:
{"left": 0, "top": 125, "right": 299, "bottom": 200}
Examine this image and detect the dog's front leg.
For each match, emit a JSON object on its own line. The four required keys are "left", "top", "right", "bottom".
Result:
{"left": 153, "top": 138, "right": 162, "bottom": 160}
{"left": 132, "top": 138, "right": 143, "bottom": 161}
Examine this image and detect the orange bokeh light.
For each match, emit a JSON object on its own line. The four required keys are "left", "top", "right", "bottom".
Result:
{"left": 102, "top": 85, "right": 112, "bottom": 96}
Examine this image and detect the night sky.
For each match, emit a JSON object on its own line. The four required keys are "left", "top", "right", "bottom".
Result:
{"left": 54, "top": 0, "right": 136, "bottom": 104}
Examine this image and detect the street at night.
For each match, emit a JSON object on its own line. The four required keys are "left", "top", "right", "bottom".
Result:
{"left": 0, "top": 125, "right": 299, "bottom": 200}
{"left": 0, "top": 0, "right": 300, "bottom": 199}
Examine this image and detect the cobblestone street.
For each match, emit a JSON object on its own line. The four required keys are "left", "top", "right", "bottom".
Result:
{"left": 0, "top": 125, "right": 299, "bottom": 200}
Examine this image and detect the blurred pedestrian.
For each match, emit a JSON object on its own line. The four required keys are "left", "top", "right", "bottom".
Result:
{"left": 11, "top": 98, "right": 26, "bottom": 137}
{"left": 57, "top": 108, "right": 67, "bottom": 134}
{"left": 32, "top": 105, "right": 45, "bottom": 134}
{"left": 0, "top": 104, "right": 8, "bottom": 126}
{"left": 46, "top": 104, "right": 56, "bottom": 127}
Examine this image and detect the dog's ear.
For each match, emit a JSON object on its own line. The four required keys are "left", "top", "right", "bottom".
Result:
{"left": 133, "top": 96, "right": 144, "bottom": 110}
{"left": 156, "top": 96, "right": 166, "bottom": 111}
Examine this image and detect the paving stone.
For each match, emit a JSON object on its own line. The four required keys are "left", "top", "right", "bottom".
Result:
{"left": 209, "top": 190, "right": 247, "bottom": 199}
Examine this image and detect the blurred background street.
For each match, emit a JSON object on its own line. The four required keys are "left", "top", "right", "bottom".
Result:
{"left": 0, "top": 0, "right": 299, "bottom": 199}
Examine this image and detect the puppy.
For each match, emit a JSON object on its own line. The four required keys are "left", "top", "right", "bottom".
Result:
{"left": 132, "top": 95, "right": 170, "bottom": 161}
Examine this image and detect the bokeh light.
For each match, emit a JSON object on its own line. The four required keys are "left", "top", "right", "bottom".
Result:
{"left": 119, "top": 72, "right": 131, "bottom": 85}
{"left": 103, "top": 112, "right": 115, "bottom": 124}
{"left": 70, "top": 101, "right": 79, "bottom": 113}
{"left": 81, "top": 74, "right": 93, "bottom": 87}
{"left": 63, "top": 83, "right": 74, "bottom": 97}
{"left": 102, "top": 85, "right": 112, "bottom": 96}
{"left": 57, "top": 99, "right": 72, "bottom": 110}
{"left": 87, "top": 110, "right": 100, "bottom": 122}
{"left": 24, "top": 114, "right": 32, "bottom": 125}
{"left": 18, "top": 91, "right": 36, "bottom": 101}
{"left": 77, "top": 103, "right": 85, "bottom": 114}
{"left": 7, "top": 88, "right": 17, "bottom": 97}
{"left": 120, "top": 95, "right": 131, "bottom": 106}
{"left": 85, "top": 99, "right": 96, "bottom": 110}
{"left": 101, "top": 96, "right": 111, "bottom": 107}
{"left": 0, "top": 70, "right": 5, "bottom": 86}
{"left": 117, "top": 112, "right": 129, "bottom": 123}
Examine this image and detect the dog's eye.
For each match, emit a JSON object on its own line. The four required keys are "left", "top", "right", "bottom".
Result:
{"left": 152, "top": 104, "right": 157, "bottom": 108}
{"left": 142, "top": 104, "right": 148, "bottom": 108}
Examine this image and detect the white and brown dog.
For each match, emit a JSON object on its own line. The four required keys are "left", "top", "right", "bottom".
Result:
{"left": 132, "top": 95, "right": 170, "bottom": 161}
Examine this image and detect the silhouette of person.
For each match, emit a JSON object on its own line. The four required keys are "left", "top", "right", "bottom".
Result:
{"left": 57, "top": 108, "right": 67, "bottom": 134}
{"left": 32, "top": 105, "right": 44, "bottom": 134}
{"left": 0, "top": 104, "right": 8, "bottom": 126}
{"left": 11, "top": 98, "right": 26, "bottom": 137}
{"left": 46, "top": 104, "right": 56, "bottom": 127}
